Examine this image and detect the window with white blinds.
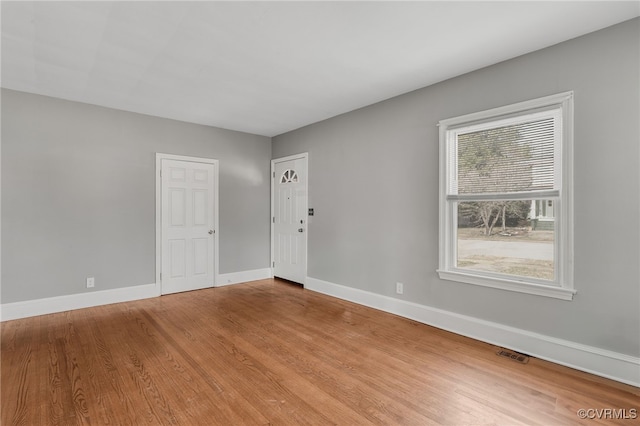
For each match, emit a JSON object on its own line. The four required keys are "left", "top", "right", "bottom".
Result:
{"left": 438, "top": 92, "right": 575, "bottom": 300}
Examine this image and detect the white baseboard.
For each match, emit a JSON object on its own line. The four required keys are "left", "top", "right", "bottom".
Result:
{"left": 306, "top": 277, "right": 640, "bottom": 388}
{"left": 216, "top": 268, "right": 273, "bottom": 287}
{"left": 0, "top": 283, "right": 158, "bottom": 322}
{"left": 0, "top": 268, "right": 274, "bottom": 322}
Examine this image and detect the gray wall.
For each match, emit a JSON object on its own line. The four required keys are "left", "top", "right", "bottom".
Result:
{"left": 2, "top": 89, "right": 271, "bottom": 303}
{"left": 273, "top": 19, "right": 640, "bottom": 357}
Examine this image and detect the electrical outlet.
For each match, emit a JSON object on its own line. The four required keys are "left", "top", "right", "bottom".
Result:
{"left": 86, "top": 277, "right": 95, "bottom": 288}
{"left": 396, "top": 282, "right": 403, "bottom": 295}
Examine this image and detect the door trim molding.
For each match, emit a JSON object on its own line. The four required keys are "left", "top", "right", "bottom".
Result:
{"left": 156, "top": 153, "right": 219, "bottom": 295}
{"left": 271, "top": 153, "right": 309, "bottom": 285}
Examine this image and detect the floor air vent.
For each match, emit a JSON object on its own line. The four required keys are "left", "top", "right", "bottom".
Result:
{"left": 496, "top": 348, "right": 530, "bottom": 364}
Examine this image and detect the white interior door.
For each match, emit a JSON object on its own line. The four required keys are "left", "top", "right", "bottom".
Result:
{"left": 161, "top": 159, "right": 216, "bottom": 295}
{"left": 272, "top": 155, "right": 308, "bottom": 285}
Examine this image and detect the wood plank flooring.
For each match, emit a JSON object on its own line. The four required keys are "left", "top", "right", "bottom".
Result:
{"left": 2, "top": 278, "right": 638, "bottom": 425}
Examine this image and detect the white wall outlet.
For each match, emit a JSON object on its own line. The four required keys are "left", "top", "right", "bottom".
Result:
{"left": 396, "top": 282, "right": 403, "bottom": 295}
{"left": 86, "top": 277, "right": 95, "bottom": 288}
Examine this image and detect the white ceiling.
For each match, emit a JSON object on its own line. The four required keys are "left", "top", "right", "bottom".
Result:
{"left": 2, "top": 1, "right": 638, "bottom": 137}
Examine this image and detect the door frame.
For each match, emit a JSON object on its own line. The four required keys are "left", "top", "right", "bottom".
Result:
{"left": 271, "top": 152, "right": 309, "bottom": 285}
{"left": 155, "top": 153, "right": 219, "bottom": 295}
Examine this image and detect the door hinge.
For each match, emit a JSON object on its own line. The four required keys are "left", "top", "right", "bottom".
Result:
{"left": 273, "top": 217, "right": 275, "bottom": 223}
{"left": 160, "top": 273, "right": 162, "bottom": 281}
{"left": 160, "top": 169, "right": 162, "bottom": 177}
{"left": 272, "top": 261, "right": 275, "bottom": 268}
{"left": 273, "top": 171, "right": 275, "bottom": 178}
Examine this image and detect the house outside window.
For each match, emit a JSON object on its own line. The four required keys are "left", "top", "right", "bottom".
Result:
{"left": 438, "top": 92, "right": 575, "bottom": 300}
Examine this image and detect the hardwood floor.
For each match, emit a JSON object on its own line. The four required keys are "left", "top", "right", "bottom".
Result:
{"left": 2, "top": 279, "right": 638, "bottom": 425}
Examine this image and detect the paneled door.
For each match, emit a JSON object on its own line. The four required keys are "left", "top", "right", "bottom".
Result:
{"left": 161, "top": 159, "right": 216, "bottom": 295}
{"left": 272, "top": 154, "right": 308, "bottom": 285}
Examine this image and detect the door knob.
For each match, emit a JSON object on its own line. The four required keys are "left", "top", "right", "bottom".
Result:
{"left": 209, "top": 230, "right": 214, "bottom": 235}
{"left": 298, "top": 228, "right": 304, "bottom": 232}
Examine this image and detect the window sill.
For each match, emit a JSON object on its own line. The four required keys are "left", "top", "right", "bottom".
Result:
{"left": 437, "top": 269, "right": 576, "bottom": 300}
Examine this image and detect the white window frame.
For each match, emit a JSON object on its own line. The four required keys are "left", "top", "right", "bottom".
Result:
{"left": 437, "top": 92, "right": 575, "bottom": 300}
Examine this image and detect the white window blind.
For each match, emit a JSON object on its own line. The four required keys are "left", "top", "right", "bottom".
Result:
{"left": 456, "top": 117, "right": 556, "bottom": 194}
{"left": 447, "top": 110, "right": 561, "bottom": 202}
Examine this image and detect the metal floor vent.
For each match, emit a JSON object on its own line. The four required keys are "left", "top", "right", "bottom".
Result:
{"left": 496, "top": 348, "right": 530, "bottom": 364}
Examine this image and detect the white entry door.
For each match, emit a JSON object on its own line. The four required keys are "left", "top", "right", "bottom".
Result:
{"left": 161, "top": 159, "right": 216, "bottom": 295}
{"left": 272, "top": 154, "right": 308, "bottom": 285}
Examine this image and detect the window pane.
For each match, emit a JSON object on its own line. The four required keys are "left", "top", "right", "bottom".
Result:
{"left": 456, "top": 200, "right": 554, "bottom": 281}
{"left": 280, "top": 169, "right": 298, "bottom": 184}
{"left": 457, "top": 118, "right": 555, "bottom": 194}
